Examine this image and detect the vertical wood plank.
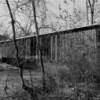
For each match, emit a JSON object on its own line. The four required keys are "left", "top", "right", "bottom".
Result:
{"left": 25, "top": 39, "right": 27, "bottom": 58}
{"left": 5, "top": 44, "right": 6, "bottom": 58}
{"left": 0, "top": 45, "right": 2, "bottom": 59}
{"left": 26, "top": 38, "right": 30, "bottom": 57}
{"left": 55, "top": 35, "right": 57, "bottom": 61}
{"left": 39, "top": 37, "right": 41, "bottom": 59}
{"left": 60, "top": 35, "right": 62, "bottom": 59}
{"left": 2, "top": 44, "right": 4, "bottom": 57}
{"left": 50, "top": 36, "right": 53, "bottom": 61}
{"left": 96, "top": 29, "right": 100, "bottom": 73}
{"left": 28, "top": 39, "right": 30, "bottom": 57}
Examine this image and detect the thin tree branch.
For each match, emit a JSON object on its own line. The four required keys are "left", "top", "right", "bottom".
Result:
{"left": 6, "top": 0, "right": 25, "bottom": 86}
{"left": 88, "top": 0, "right": 92, "bottom": 10}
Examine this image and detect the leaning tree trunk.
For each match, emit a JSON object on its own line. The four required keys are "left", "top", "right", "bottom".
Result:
{"left": 5, "top": 0, "right": 24, "bottom": 86}
{"left": 6, "top": 0, "right": 38, "bottom": 100}
{"left": 31, "top": 0, "right": 46, "bottom": 90}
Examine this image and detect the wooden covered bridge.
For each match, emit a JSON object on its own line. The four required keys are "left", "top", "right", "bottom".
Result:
{"left": 0, "top": 24, "right": 100, "bottom": 66}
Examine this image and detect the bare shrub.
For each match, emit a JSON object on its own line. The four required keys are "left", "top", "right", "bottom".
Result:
{"left": 10, "top": 89, "right": 31, "bottom": 100}
{"left": 44, "top": 72, "right": 57, "bottom": 93}
{"left": 44, "top": 63, "right": 59, "bottom": 93}
{"left": 57, "top": 66, "right": 72, "bottom": 88}
{"left": 20, "top": 58, "right": 40, "bottom": 71}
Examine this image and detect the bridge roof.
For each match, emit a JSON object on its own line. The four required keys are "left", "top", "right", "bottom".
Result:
{"left": 0, "top": 24, "right": 100, "bottom": 43}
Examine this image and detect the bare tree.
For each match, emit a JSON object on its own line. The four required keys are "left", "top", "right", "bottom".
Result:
{"left": 87, "top": 0, "right": 98, "bottom": 24}
{"left": 5, "top": 0, "right": 38, "bottom": 100}
{"left": 31, "top": 0, "right": 46, "bottom": 90}
{"left": 86, "top": 0, "right": 89, "bottom": 25}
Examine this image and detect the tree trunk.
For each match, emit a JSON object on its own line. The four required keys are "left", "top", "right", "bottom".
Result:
{"left": 31, "top": 0, "right": 46, "bottom": 90}
{"left": 86, "top": 0, "right": 89, "bottom": 25}
{"left": 88, "top": 0, "right": 95, "bottom": 24}
{"left": 6, "top": 0, "right": 38, "bottom": 100}
{"left": 91, "top": 11, "right": 94, "bottom": 24}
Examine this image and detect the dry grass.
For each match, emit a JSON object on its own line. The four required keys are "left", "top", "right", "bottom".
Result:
{"left": 0, "top": 62, "right": 100, "bottom": 100}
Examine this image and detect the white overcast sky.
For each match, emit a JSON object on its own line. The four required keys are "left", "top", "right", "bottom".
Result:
{"left": 0, "top": 0, "right": 86, "bottom": 21}
{"left": 0, "top": 0, "right": 88, "bottom": 35}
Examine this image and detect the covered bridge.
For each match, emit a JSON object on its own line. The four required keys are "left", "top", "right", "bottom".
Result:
{"left": 0, "top": 24, "right": 100, "bottom": 67}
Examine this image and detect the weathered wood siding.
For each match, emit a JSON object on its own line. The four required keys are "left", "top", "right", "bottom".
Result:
{"left": 96, "top": 28, "right": 100, "bottom": 72}
{"left": 0, "top": 39, "right": 30, "bottom": 59}
{"left": 26, "top": 38, "right": 31, "bottom": 57}
{"left": 50, "top": 28, "right": 97, "bottom": 64}
{"left": 0, "top": 42, "right": 16, "bottom": 58}
{"left": 0, "top": 25, "right": 99, "bottom": 65}
{"left": 40, "top": 35, "right": 51, "bottom": 60}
